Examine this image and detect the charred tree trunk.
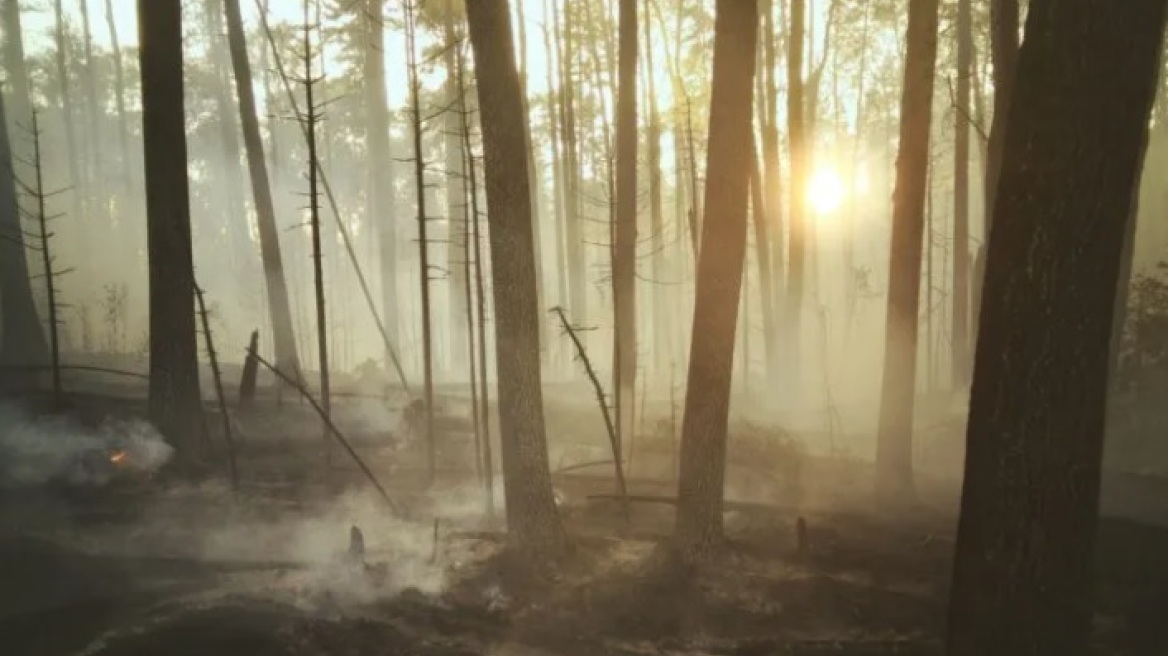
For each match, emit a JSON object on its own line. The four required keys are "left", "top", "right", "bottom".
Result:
{"left": 873, "top": 0, "right": 941, "bottom": 503}
{"left": 614, "top": 0, "right": 638, "bottom": 461}
{"left": 465, "top": 0, "right": 566, "bottom": 557}
{"left": 224, "top": 0, "right": 303, "bottom": 380}
{"left": 673, "top": 0, "right": 758, "bottom": 561}
{"left": 946, "top": 2, "right": 1167, "bottom": 653}
{"left": 951, "top": 0, "right": 972, "bottom": 386}
{"left": 138, "top": 0, "right": 203, "bottom": 456}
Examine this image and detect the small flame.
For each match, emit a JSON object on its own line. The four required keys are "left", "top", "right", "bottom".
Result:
{"left": 109, "top": 450, "right": 128, "bottom": 466}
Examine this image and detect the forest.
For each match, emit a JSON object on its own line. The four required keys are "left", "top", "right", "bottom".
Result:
{"left": 1, "top": 0, "right": 1167, "bottom": 654}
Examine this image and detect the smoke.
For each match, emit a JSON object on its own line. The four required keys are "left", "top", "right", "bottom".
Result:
{"left": 0, "top": 402, "right": 174, "bottom": 487}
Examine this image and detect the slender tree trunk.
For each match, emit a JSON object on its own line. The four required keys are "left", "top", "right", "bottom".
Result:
{"left": 1, "top": 0, "right": 31, "bottom": 136}
{"left": 643, "top": 0, "right": 666, "bottom": 375}
{"left": 138, "top": 0, "right": 202, "bottom": 455}
{"left": 445, "top": 7, "right": 468, "bottom": 373}
{"left": 51, "top": 0, "right": 80, "bottom": 229}
{"left": 760, "top": 0, "right": 783, "bottom": 318}
{"left": 78, "top": 0, "right": 99, "bottom": 201}
{"left": 465, "top": 0, "right": 566, "bottom": 556}
{"left": 405, "top": 0, "right": 436, "bottom": 483}
{"left": 873, "top": 0, "right": 941, "bottom": 502}
{"left": 553, "top": 0, "right": 586, "bottom": 327}
{"left": 750, "top": 136, "right": 776, "bottom": 382}
{"left": 205, "top": 0, "right": 249, "bottom": 269}
{"left": 947, "top": 2, "right": 1167, "bottom": 653}
{"left": 102, "top": 0, "right": 131, "bottom": 189}
{"left": 614, "top": 0, "right": 638, "bottom": 461}
{"left": 952, "top": 0, "right": 972, "bottom": 387}
{"left": 224, "top": 0, "right": 303, "bottom": 380}
{"left": 362, "top": 0, "right": 398, "bottom": 370}
{"left": 784, "top": 0, "right": 806, "bottom": 386}
{"left": 674, "top": 0, "right": 758, "bottom": 561}
{"left": 972, "top": 0, "right": 1020, "bottom": 348}
{"left": 541, "top": 2, "right": 569, "bottom": 371}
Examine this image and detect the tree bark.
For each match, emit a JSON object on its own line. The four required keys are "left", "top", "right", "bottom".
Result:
{"left": 946, "top": 2, "right": 1167, "bottom": 653}
{"left": 224, "top": 0, "right": 302, "bottom": 380}
{"left": 673, "top": 0, "right": 758, "bottom": 561}
{"left": 465, "top": 0, "right": 565, "bottom": 557}
{"left": 138, "top": 0, "right": 202, "bottom": 455}
{"left": 873, "top": 0, "right": 941, "bottom": 502}
{"left": 614, "top": 0, "right": 638, "bottom": 460}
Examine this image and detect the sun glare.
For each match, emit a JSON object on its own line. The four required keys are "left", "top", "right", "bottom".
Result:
{"left": 808, "top": 168, "right": 846, "bottom": 215}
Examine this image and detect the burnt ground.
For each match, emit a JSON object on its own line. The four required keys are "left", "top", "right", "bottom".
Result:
{"left": 0, "top": 389, "right": 1167, "bottom": 656}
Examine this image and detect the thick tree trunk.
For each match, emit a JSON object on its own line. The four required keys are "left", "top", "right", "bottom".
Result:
{"left": 138, "top": 0, "right": 202, "bottom": 455}
{"left": 223, "top": 0, "right": 302, "bottom": 380}
{"left": 972, "top": 0, "right": 1019, "bottom": 349}
{"left": 946, "top": 2, "right": 1167, "bottom": 653}
{"left": 465, "top": 0, "right": 566, "bottom": 557}
{"left": 873, "top": 0, "right": 941, "bottom": 502}
{"left": 0, "top": 89, "right": 48, "bottom": 371}
{"left": 673, "top": 0, "right": 758, "bottom": 561}
{"left": 951, "top": 0, "right": 972, "bottom": 386}
{"left": 614, "top": 0, "right": 637, "bottom": 460}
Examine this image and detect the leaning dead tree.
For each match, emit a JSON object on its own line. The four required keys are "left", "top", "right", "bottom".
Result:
{"left": 404, "top": 0, "right": 438, "bottom": 484}
{"left": 254, "top": 0, "right": 410, "bottom": 393}
{"left": 194, "top": 283, "right": 239, "bottom": 490}
{"left": 552, "top": 306, "right": 629, "bottom": 519}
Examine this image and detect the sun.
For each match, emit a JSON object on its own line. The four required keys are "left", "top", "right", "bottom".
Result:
{"left": 808, "top": 167, "right": 846, "bottom": 215}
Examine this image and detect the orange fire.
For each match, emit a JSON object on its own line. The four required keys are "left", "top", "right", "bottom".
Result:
{"left": 109, "top": 450, "right": 128, "bottom": 466}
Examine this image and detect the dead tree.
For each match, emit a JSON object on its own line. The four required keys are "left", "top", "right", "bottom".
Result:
{"left": 223, "top": 0, "right": 303, "bottom": 380}
{"left": 947, "top": 2, "right": 1168, "bottom": 653}
{"left": 194, "top": 283, "right": 239, "bottom": 489}
{"left": 873, "top": 0, "right": 941, "bottom": 503}
{"left": 18, "top": 112, "right": 67, "bottom": 405}
{"left": 553, "top": 306, "right": 630, "bottom": 519}
{"left": 293, "top": 2, "right": 332, "bottom": 463}
{"left": 404, "top": 0, "right": 437, "bottom": 484}
{"left": 673, "top": 0, "right": 758, "bottom": 562}
{"left": 465, "top": 0, "right": 567, "bottom": 557}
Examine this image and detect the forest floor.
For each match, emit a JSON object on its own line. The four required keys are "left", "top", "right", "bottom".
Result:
{"left": 1, "top": 390, "right": 1167, "bottom": 656}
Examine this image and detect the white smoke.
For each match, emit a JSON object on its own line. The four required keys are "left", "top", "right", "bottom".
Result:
{"left": 0, "top": 402, "right": 174, "bottom": 487}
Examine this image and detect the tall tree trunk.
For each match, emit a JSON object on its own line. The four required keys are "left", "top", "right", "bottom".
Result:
{"left": 760, "top": 0, "right": 783, "bottom": 316}
{"left": 750, "top": 136, "right": 776, "bottom": 382}
{"left": 205, "top": 0, "right": 249, "bottom": 270}
{"left": 138, "top": 0, "right": 202, "bottom": 455}
{"left": 673, "top": 0, "right": 758, "bottom": 561}
{"left": 444, "top": 7, "right": 469, "bottom": 374}
{"left": 77, "top": 0, "right": 100, "bottom": 206}
{"left": 951, "top": 0, "right": 972, "bottom": 387}
{"left": 614, "top": 0, "right": 637, "bottom": 459}
{"left": 972, "top": 0, "right": 1020, "bottom": 348}
{"left": 514, "top": 0, "right": 546, "bottom": 363}
{"left": 643, "top": 0, "right": 666, "bottom": 375}
{"left": 784, "top": 0, "right": 806, "bottom": 386}
{"left": 102, "top": 0, "right": 131, "bottom": 189}
{"left": 2, "top": 0, "right": 31, "bottom": 136}
{"left": 551, "top": 0, "right": 585, "bottom": 328}
{"left": 224, "top": 0, "right": 303, "bottom": 380}
{"left": 541, "top": 0, "right": 569, "bottom": 371}
{"left": 946, "top": 2, "right": 1167, "bottom": 653}
{"left": 51, "top": 0, "right": 80, "bottom": 231}
{"left": 362, "top": 0, "right": 398, "bottom": 370}
{"left": 873, "top": 0, "right": 941, "bottom": 502}
{"left": 464, "top": 0, "right": 566, "bottom": 557}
